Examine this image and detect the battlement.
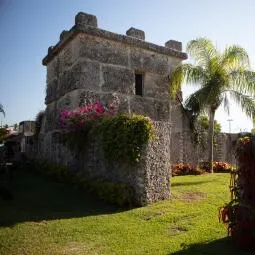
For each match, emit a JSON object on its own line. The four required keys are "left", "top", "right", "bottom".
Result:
{"left": 43, "top": 12, "right": 187, "bottom": 65}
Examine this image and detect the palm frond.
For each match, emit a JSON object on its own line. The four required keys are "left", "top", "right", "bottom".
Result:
{"left": 228, "top": 69, "right": 255, "bottom": 96}
{"left": 169, "top": 63, "right": 207, "bottom": 99}
{"left": 221, "top": 45, "right": 250, "bottom": 69}
{"left": 0, "top": 104, "right": 5, "bottom": 117}
{"left": 184, "top": 86, "right": 213, "bottom": 116}
{"left": 222, "top": 92, "right": 230, "bottom": 115}
{"left": 229, "top": 90, "right": 255, "bottom": 121}
{"left": 187, "top": 38, "right": 218, "bottom": 68}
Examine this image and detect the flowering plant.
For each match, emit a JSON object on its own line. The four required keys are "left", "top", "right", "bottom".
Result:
{"left": 59, "top": 101, "right": 116, "bottom": 150}
{"left": 199, "top": 161, "right": 233, "bottom": 173}
{"left": 60, "top": 101, "right": 116, "bottom": 131}
{"left": 172, "top": 163, "right": 203, "bottom": 176}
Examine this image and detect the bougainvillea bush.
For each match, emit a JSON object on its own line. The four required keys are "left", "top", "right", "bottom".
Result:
{"left": 59, "top": 101, "right": 116, "bottom": 150}
{"left": 220, "top": 135, "right": 255, "bottom": 250}
{"left": 60, "top": 101, "right": 116, "bottom": 130}
{"left": 59, "top": 101, "right": 154, "bottom": 164}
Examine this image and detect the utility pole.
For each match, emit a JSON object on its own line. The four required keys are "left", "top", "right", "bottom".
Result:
{"left": 227, "top": 119, "right": 233, "bottom": 133}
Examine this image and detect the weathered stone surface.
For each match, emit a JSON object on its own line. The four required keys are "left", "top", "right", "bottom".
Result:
{"left": 75, "top": 12, "right": 98, "bottom": 28}
{"left": 58, "top": 60, "right": 100, "bottom": 97}
{"left": 47, "top": 57, "right": 60, "bottom": 83}
{"left": 79, "top": 34, "right": 129, "bottom": 66}
{"left": 143, "top": 73, "right": 169, "bottom": 100}
{"left": 100, "top": 93, "right": 129, "bottom": 114}
{"left": 45, "top": 79, "right": 57, "bottom": 104}
{"left": 78, "top": 90, "right": 101, "bottom": 107}
{"left": 165, "top": 40, "right": 182, "bottom": 51}
{"left": 58, "top": 43, "right": 73, "bottom": 73}
{"left": 74, "top": 121, "right": 171, "bottom": 206}
{"left": 130, "top": 48, "right": 169, "bottom": 75}
{"left": 44, "top": 102, "right": 57, "bottom": 132}
{"left": 130, "top": 96, "right": 154, "bottom": 118}
{"left": 43, "top": 21, "right": 187, "bottom": 66}
{"left": 102, "top": 65, "right": 135, "bottom": 95}
{"left": 130, "top": 97, "right": 169, "bottom": 121}
{"left": 154, "top": 100, "right": 170, "bottom": 120}
{"left": 60, "top": 30, "right": 70, "bottom": 41}
{"left": 143, "top": 122, "right": 171, "bottom": 204}
{"left": 126, "top": 27, "right": 145, "bottom": 40}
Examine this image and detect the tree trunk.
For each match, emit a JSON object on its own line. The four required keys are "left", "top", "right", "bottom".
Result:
{"left": 208, "top": 109, "right": 215, "bottom": 173}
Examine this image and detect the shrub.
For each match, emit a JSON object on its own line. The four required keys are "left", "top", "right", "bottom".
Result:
{"left": 98, "top": 114, "right": 154, "bottom": 164}
{"left": 199, "top": 161, "right": 233, "bottom": 173}
{"left": 172, "top": 163, "right": 203, "bottom": 176}
{"left": 60, "top": 102, "right": 154, "bottom": 165}
{"left": 219, "top": 135, "right": 255, "bottom": 250}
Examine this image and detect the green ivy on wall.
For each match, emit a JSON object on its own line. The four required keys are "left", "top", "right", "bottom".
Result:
{"left": 97, "top": 114, "right": 155, "bottom": 164}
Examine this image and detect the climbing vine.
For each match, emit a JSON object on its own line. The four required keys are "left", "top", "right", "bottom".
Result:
{"left": 98, "top": 114, "right": 154, "bottom": 164}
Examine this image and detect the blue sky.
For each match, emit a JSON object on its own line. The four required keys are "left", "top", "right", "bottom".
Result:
{"left": 0, "top": 0, "right": 255, "bottom": 132}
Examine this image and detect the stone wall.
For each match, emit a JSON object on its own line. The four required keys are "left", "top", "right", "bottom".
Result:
{"left": 170, "top": 101, "right": 238, "bottom": 165}
{"left": 39, "top": 12, "right": 187, "bottom": 205}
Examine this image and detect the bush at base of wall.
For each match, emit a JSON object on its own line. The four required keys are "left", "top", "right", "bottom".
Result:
{"left": 171, "top": 163, "right": 203, "bottom": 176}
{"left": 172, "top": 161, "right": 234, "bottom": 176}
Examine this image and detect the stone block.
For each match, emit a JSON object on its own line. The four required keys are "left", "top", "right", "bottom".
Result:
{"left": 102, "top": 65, "right": 135, "bottom": 95}
{"left": 44, "top": 103, "right": 57, "bottom": 132}
{"left": 79, "top": 91, "right": 129, "bottom": 114}
{"left": 143, "top": 73, "right": 169, "bottom": 100}
{"left": 59, "top": 30, "right": 69, "bottom": 41}
{"left": 100, "top": 93, "right": 129, "bottom": 114}
{"left": 79, "top": 90, "right": 101, "bottom": 107}
{"left": 47, "top": 57, "right": 60, "bottom": 83}
{"left": 130, "top": 96, "right": 156, "bottom": 119}
{"left": 75, "top": 12, "right": 98, "bottom": 27}
{"left": 165, "top": 40, "right": 182, "bottom": 51}
{"left": 58, "top": 60, "right": 100, "bottom": 97}
{"left": 154, "top": 100, "right": 170, "bottom": 121}
{"left": 126, "top": 27, "right": 145, "bottom": 40}
{"left": 59, "top": 43, "right": 73, "bottom": 73}
{"left": 130, "top": 97, "right": 169, "bottom": 121}
{"left": 45, "top": 79, "right": 57, "bottom": 104}
{"left": 130, "top": 48, "right": 169, "bottom": 75}
{"left": 79, "top": 34, "right": 129, "bottom": 66}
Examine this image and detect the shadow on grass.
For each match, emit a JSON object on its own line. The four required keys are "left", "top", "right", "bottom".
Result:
{"left": 170, "top": 237, "right": 254, "bottom": 255}
{"left": 171, "top": 180, "right": 211, "bottom": 187}
{"left": 0, "top": 168, "right": 124, "bottom": 227}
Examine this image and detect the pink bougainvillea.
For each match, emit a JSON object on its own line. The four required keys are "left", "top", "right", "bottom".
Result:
{"left": 59, "top": 101, "right": 116, "bottom": 131}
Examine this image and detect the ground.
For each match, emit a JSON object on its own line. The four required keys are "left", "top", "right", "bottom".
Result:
{"left": 0, "top": 168, "right": 253, "bottom": 254}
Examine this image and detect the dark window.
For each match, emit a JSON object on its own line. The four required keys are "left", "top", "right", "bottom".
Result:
{"left": 135, "top": 73, "right": 143, "bottom": 96}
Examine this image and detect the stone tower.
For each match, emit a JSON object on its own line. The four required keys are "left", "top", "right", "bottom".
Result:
{"left": 40, "top": 12, "right": 187, "bottom": 205}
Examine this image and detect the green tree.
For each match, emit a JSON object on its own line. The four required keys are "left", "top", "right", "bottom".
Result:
{"left": 170, "top": 38, "right": 255, "bottom": 173}
{"left": 197, "top": 115, "right": 221, "bottom": 134}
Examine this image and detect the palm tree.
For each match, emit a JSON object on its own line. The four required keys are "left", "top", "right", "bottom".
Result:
{"left": 169, "top": 37, "right": 255, "bottom": 173}
{"left": 0, "top": 104, "right": 5, "bottom": 117}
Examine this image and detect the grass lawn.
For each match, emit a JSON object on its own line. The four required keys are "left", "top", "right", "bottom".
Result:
{"left": 0, "top": 168, "right": 253, "bottom": 255}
